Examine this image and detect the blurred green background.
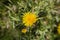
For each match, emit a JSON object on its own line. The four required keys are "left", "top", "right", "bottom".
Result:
{"left": 0, "top": 0, "right": 60, "bottom": 40}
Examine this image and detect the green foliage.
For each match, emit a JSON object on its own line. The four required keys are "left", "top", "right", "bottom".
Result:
{"left": 0, "top": 0, "right": 60, "bottom": 40}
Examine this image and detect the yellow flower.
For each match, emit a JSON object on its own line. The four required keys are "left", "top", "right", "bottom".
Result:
{"left": 22, "top": 29, "right": 27, "bottom": 33}
{"left": 57, "top": 23, "right": 60, "bottom": 34}
{"left": 22, "top": 12, "right": 38, "bottom": 27}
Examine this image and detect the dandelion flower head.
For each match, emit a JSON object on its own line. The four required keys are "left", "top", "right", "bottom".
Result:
{"left": 22, "top": 12, "right": 38, "bottom": 27}
{"left": 57, "top": 23, "right": 60, "bottom": 34}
